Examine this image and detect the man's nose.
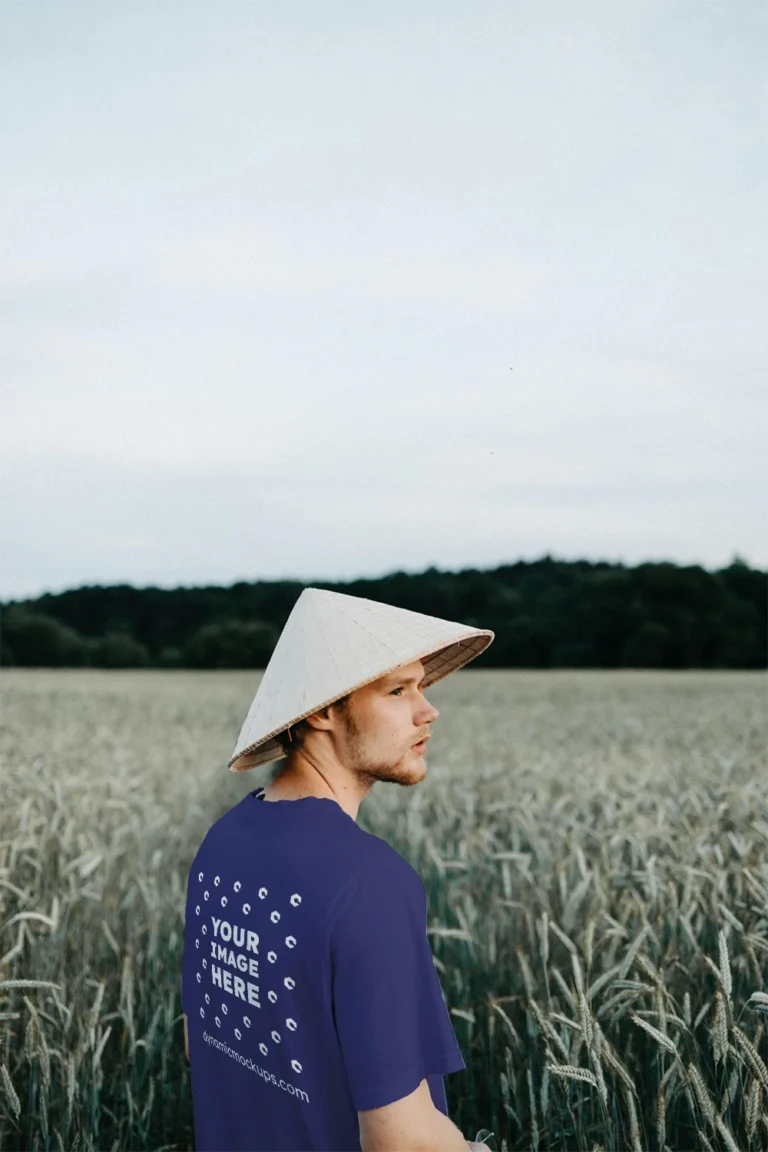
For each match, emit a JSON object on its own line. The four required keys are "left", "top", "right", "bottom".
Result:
{"left": 420, "top": 700, "right": 439, "bottom": 723}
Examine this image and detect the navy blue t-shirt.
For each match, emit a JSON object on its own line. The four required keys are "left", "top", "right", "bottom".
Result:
{"left": 181, "top": 787, "right": 466, "bottom": 1151}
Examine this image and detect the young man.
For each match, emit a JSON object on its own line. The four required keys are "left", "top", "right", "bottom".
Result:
{"left": 182, "top": 587, "right": 494, "bottom": 1152}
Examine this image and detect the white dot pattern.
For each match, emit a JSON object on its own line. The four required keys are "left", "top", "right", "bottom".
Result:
{"left": 189, "top": 862, "right": 305, "bottom": 1073}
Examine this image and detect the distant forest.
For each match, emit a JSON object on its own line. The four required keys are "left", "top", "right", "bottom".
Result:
{"left": 0, "top": 556, "right": 765, "bottom": 670}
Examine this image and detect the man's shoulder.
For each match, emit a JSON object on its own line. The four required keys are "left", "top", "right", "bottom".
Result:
{"left": 185, "top": 797, "right": 250, "bottom": 881}
{"left": 338, "top": 833, "right": 424, "bottom": 915}
{"left": 197, "top": 792, "right": 252, "bottom": 844}
{"left": 356, "top": 827, "right": 419, "bottom": 879}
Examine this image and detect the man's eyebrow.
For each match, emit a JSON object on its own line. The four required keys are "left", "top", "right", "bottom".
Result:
{"left": 384, "top": 672, "right": 425, "bottom": 687}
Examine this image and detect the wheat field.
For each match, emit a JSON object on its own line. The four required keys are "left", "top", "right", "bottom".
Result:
{"left": 0, "top": 668, "right": 766, "bottom": 1152}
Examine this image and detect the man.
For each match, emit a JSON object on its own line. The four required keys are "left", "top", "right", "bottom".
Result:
{"left": 182, "top": 587, "right": 494, "bottom": 1152}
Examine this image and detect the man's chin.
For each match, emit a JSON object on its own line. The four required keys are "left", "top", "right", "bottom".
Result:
{"left": 396, "top": 754, "right": 428, "bottom": 785}
{"left": 356, "top": 753, "right": 428, "bottom": 786}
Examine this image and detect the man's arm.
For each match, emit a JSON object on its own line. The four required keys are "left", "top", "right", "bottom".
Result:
{"left": 184, "top": 1013, "right": 189, "bottom": 1063}
{"left": 358, "top": 1076, "right": 486, "bottom": 1152}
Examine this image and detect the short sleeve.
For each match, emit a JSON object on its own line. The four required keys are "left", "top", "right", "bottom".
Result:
{"left": 330, "top": 852, "right": 466, "bottom": 1112}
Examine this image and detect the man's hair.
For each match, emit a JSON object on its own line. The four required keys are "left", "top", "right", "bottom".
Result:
{"left": 273, "top": 693, "right": 352, "bottom": 755}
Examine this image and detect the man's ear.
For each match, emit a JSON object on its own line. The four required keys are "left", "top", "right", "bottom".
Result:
{"left": 302, "top": 704, "right": 336, "bottom": 733}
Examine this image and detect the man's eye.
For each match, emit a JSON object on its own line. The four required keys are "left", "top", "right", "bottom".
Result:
{"left": 391, "top": 687, "right": 404, "bottom": 696}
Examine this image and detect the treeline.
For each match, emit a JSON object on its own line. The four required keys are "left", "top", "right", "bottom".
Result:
{"left": 0, "top": 556, "right": 765, "bottom": 670}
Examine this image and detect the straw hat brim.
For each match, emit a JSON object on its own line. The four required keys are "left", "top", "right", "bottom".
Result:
{"left": 228, "top": 628, "right": 493, "bottom": 772}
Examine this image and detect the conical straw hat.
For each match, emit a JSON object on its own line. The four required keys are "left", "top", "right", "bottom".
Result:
{"left": 228, "top": 587, "right": 494, "bottom": 772}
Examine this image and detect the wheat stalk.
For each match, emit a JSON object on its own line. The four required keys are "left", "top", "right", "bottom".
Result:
{"left": 0, "top": 1063, "right": 21, "bottom": 1119}
{"left": 618, "top": 925, "right": 650, "bottom": 980}
{"left": 584, "top": 917, "right": 597, "bottom": 971}
{"left": 526, "top": 1066, "right": 540, "bottom": 1149}
{"left": 546, "top": 1064, "right": 599, "bottom": 1088}
{"left": 623, "top": 1085, "right": 642, "bottom": 1152}
{"left": 629, "top": 1012, "right": 678, "bottom": 1054}
{"left": 733, "top": 1025, "right": 768, "bottom": 1091}
{"left": 747, "top": 991, "right": 768, "bottom": 1016}
{"left": 579, "top": 991, "right": 594, "bottom": 1050}
{"left": 683, "top": 990, "right": 692, "bottom": 1027}
{"left": 696, "top": 1128, "right": 716, "bottom": 1152}
{"left": 571, "top": 950, "right": 585, "bottom": 996}
{"left": 588, "top": 1048, "right": 609, "bottom": 1107}
{"left": 655, "top": 1086, "right": 666, "bottom": 1149}
{"left": 599, "top": 1038, "right": 639, "bottom": 1097}
{"left": 537, "top": 1062, "right": 550, "bottom": 1122}
{"left": 0, "top": 979, "right": 62, "bottom": 992}
{"left": 745, "top": 1077, "right": 761, "bottom": 1145}
{"left": 687, "top": 1061, "right": 717, "bottom": 1128}
{"left": 714, "top": 1115, "right": 740, "bottom": 1152}
{"left": 718, "top": 930, "right": 733, "bottom": 1001}
{"left": 710, "top": 990, "right": 729, "bottom": 1064}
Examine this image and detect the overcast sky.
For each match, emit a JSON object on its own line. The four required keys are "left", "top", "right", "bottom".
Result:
{"left": 2, "top": 0, "right": 766, "bottom": 602}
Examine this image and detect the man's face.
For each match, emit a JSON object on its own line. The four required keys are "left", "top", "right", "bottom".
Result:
{"left": 332, "top": 659, "right": 440, "bottom": 788}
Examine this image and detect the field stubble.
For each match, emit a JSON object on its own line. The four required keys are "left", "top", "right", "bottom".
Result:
{"left": 0, "top": 668, "right": 766, "bottom": 1151}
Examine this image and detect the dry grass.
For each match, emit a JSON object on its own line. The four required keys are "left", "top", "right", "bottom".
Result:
{"left": 0, "top": 668, "right": 766, "bottom": 1151}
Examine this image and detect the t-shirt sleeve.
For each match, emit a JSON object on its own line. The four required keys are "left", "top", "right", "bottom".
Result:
{"left": 330, "top": 851, "right": 466, "bottom": 1112}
